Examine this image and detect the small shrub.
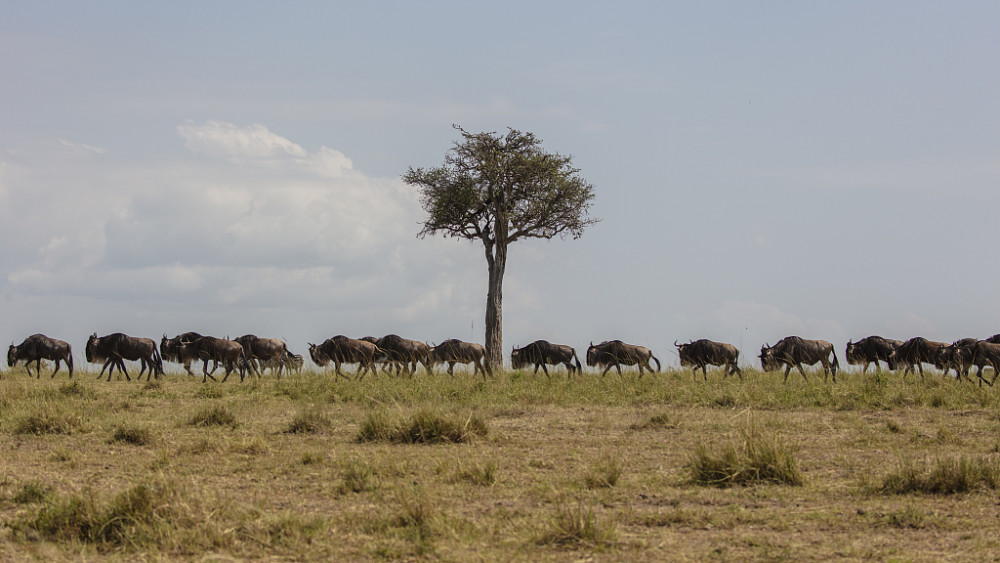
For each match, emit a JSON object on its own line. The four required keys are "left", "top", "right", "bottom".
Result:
{"left": 339, "top": 459, "right": 379, "bottom": 494}
{"left": 110, "top": 425, "right": 154, "bottom": 446}
{"left": 232, "top": 437, "right": 269, "bottom": 455}
{"left": 584, "top": 452, "right": 623, "bottom": 489}
{"left": 868, "top": 455, "right": 1000, "bottom": 495}
{"left": 454, "top": 461, "right": 498, "bottom": 486}
{"left": 285, "top": 407, "right": 332, "bottom": 434}
{"left": 628, "top": 413, "right": 677, "bottom": 431}
{"left": 687, "top": 425, "right": 803, "bottom": 487}
{"left": 14, "top": 407, "right": 82, "bottom": 435}
{"left": 195, "top": 385, "right": 224, "bottom": 399}
{"left": 356, "top": 410, "right": 488, "bottom": 444}
{"left": 535, "top": 497, "right": 617, "bottom": 547}
{"left": 188, "top": 405, "right": 237, "bottom": 428}
{"left": 13, "top": 482, "right": 50, "bottom": 504}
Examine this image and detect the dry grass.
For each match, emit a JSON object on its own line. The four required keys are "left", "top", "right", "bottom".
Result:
{"left": 1, "top": 366, "right": 1000, "bottom": 560}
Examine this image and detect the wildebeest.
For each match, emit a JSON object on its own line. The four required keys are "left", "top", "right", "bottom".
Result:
{"left": 969, "top": 340, "right": 1000, "bottom": 387}
{"left": 160, "top": 332, "right": 213, "bottom": 375}
{"left": 845, "top": 336, "right": 902, "bottom": 374}
{"left": 586, "top": 340, "right": 661, "bottom": 378}
{"left": 369, "top": 334, "right": 432, "bottom": 377}
{"left": 86, "top": 332, "right": 164, "bottom": 381}
{"left": 938, "top": 338, "right": 978, "bottom": 380}
{"left": 260, "top": 352, "right": 303, "bottom": 374}
{"left": 760, "top": 336, "right": 840, "bottom": 382}
{"left": 308, "top": 336, "right": 380, "bottom": 380}
{"left": 511, "top": 340, "right": 582, "bottom": 378}
{"left": 235, "top": 335, "right": 294, "bottom": 378}
{"left": 675, "top": 339, "right": 742, "bottom": 380}
{"left": 177, "top": 337, "right": 248, "bottom": 383}
{"left": 889, "top": 337, "right": 948, "bottom": 381}
{"left": 430, "top": 339, "right": 489, "bottom": 378}
{"left": 7, "top": 334, "right": 73, "bottom": 378}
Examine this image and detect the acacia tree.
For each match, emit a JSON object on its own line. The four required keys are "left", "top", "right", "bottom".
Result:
{"left": 403, "top": 126, "right": 597, "bottom": 371}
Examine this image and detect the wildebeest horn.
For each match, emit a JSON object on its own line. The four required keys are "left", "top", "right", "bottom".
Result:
{"left": 674, "top": 340, "right": 679, "bottom": 347}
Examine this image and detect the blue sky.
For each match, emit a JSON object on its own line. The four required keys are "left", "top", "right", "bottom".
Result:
{"left": 2, "top": 2, "right": 999, "bottom": 369}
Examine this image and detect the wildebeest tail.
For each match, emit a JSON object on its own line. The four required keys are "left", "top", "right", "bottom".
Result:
{"left": 573, "top": 351, "right": 582, "bottom": 372}
{"left": 650, "top": 353, "right": 661, "bottom": 372}
{"left": 832, "top": 349, "right": 840, "bottom": 371}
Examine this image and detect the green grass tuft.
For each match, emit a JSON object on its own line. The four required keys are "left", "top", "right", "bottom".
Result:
{"left": 687, "top": 424, "right": 803, "bottom": 487}
{"left": 187, "top": 405, "right": 238, "bottom": 428}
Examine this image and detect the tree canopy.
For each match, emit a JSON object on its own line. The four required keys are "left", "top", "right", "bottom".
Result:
{"left": 404, "top": 126, "right": 597, "bottom": 370}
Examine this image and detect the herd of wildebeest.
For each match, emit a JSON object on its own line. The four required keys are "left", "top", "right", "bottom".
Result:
{"left": 6, "top": 332, "right": 1000, "bottom": 386}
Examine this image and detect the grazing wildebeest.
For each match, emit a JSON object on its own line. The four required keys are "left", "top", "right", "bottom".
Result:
{"left": 511, "top": 340, "right": 582, "bottom": 378}
{"left": 160, "top": 332, "right": 214, "bottom": 375}
{"left": 86, "top": 332, "right": 164, "bottom": 381}
{"left": 965, "top": 340, "right": 1000, "bottom": 387}
{"left": 371, "top": 334, "right": 432, "bottom": 377}
{"left": 845, "top": 336, "right": 902, "bottom": 374}
{"left": 7, "top": 334, "right": 73, "bottom": 378}
{"left": 235, "top": 335, "right": 293, "bottom": 378}
{"left": 675, "top": 339, "right": 742, "bottom": 381}
{"left": 760, "top": 336, "right": 840, "bottom": 382}
{"left": 938, "top": 338, "right": 978, "bottom": 380}
{"left": 308, "top": 336, "right": 380, "bottom": 380}
{"left": 430, "top": 339, "right": 489, "bottom": 378}
{"left": 889, "top": 337, "right": 948, "bottom": 381}
{"left": 586, "top": 340, "right": 661, "bottom": 378}
{"left": 177, "top": 337, "right": 248, "bottom": 383}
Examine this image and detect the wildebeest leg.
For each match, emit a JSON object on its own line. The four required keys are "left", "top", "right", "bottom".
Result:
{"left": 51, "top": 359, "right": 61, "bottom": 379}
{"left": 796, "top": 363, "right": 808, "bottom": 381}
{"left": 782, "top": 364, "right": 792, "bottom": 382}
{"left": 35, "top": 358, "right": 42, "bottom": 379}
{"left": 202, "top": 359, "right": 218, "bottom": 383}
{"left": 540, "top": 363, "right": 551, "bottom": 378}
{"left": 917, "top": 363, "right": 924, "bottom": 381}
{"left": 731, "top": 363, "right": 743, "bottom": 381}
{"left": 447, "top": 362, "right": 456, "bottom": 377}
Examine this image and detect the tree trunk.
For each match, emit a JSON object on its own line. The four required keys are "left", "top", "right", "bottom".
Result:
{"left": 484, "top": 243, "right": 507, "bottom": 373}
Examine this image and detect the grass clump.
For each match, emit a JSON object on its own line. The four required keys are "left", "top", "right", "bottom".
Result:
{"left": 583, "top": 451, "right": 623, "bottom": 489}
{"left": 628, "top": 412, "right": 677, "bottom": 431}
{"left": 454, "top": 460, "right": 498, "bottom": 486}
{"left": 357, "top": 410, "right": 488, "bottom": 444}
{"left": 13, "top": 481, "right": 51, "bottom": 504}
{"left": 284, "top": 406, "right": 332, "bottom": 434}
{"left": 535, "top": 497, "right": 617, "bottom": 548}
{"left": 866, "top": 455, "right": 1000, "bottom": 495}
{"left": 339, "top": 459, "right": 380, "bottom": 494}
{"left": 187, "top": 405, "right": 238, "bottom": 428}
{"left": 686, "top": 424, "right": 803, "bottom": 487}
{"left": 110, "top": 424, "right": 154, "bottom": 446}
{"left": 14, "top": 407, "right": 83, "bottom": 435}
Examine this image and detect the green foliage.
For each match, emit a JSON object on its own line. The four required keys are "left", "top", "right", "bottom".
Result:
{"left": 13, "top": 481, "right": 50, "bottom": 504}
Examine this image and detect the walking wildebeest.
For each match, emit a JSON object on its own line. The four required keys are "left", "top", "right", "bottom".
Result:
{"left": 86, "top": 332, "right": 164, "bottom": 381}
{"left": 845, "top": 336, "right": 902, "bottom": 374}
{"left": 160, "top": 332, "right": 216, "bottom": 375}
{"left": 369, "top": 334, "right": 432, "bottom": 377}
{"left": 968, "top": 340, "right": 1000, "bottom": 387}
{"left": 586, "top": 340, "right": 661, "bottom": 378}
{"left": 261, "top": 352, "right": 303, "bottom": 374}
{"left": 760, "top": 336, "right": 840, "bottom": 382}
{"left": 177, "top": 337, "right": 248, "bottom": 383}
{"left": 889, "top": 337, "right": 948, "bottom": 381}
{"left": 235, "top": 335, "right": 293, "bottom": 378}
{"left": 675, "top": 339, "right": 742, "bottom": 380}
{"left": 938, "top": 338, "right": 978, "bottom": 380}
{"left": 308, "top": 336, "right": 380, "bottom": 380}
{"left": 430, "top": 339, "right": 489, "bottom": 378}
{"left": 511, "top": 340, "right": 581, "bottom": 378}
{"left": 7, "top": 334, "right": 73, "bottom": 378}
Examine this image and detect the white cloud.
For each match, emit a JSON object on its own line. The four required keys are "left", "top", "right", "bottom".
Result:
{"left": 0, "top": 122, "right": 484, "bottom": 350}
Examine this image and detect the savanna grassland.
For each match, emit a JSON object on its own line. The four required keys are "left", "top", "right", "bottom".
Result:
{"left": 1, "top": 365, "right": 999, "bottom": 562}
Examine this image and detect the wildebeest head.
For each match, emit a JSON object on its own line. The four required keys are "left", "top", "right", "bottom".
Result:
{"left": 307, "top": 342, "right": 329, "bottom": 367}
{"left": 759, "top": 343, "right": 780, "bottom": 371}
{"left": 675, "top": 340, "right": 694, "bottom": 367}
{"left": 85, "top": 333, "right": 99, "bottom": 363}
{"left": 511, "top": 345, "right": 526, "bottom": 369}
{"left": 7, "top": 344, "right": 15, "bottom": 368}
{"left": 586, "top": 342, "right": 597, "bottom": 367}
